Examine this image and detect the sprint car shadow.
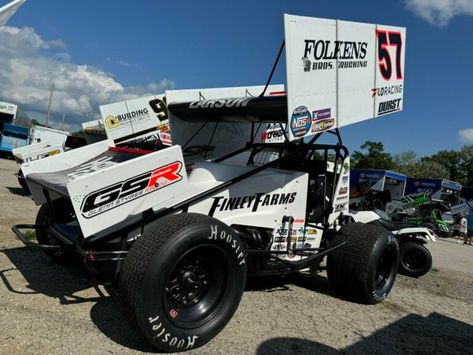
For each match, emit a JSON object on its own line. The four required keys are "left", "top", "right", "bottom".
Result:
{"left": 5, "top": 186, "right": 29, "bottom": 196}
{"left": 257, "top": 312, "right": 473, "bottom": 355}
{"left": 0, "top": 247, "right": 96, "bottom": 302}
{"left": 246, "top": 272, "right": 333, "bottom": 298}
{"left": 0, "top": 246, "right": 151, "bottom": 352}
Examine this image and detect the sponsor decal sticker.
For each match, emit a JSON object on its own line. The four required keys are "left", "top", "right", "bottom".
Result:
{"left": 169, "top": 309, "right": 179, "bottom": 319}
{"left": 105, "top": 115, "right": 120, "bottom": 129}
{"left": 208, "top": 224, "right": 245, "bottom": 266}
{"left": 339, "top": 186, "right": 348, "bottom": 195}
{"left": 290, "top": 106, "right": 311, "bottom": 137}
{"left": 209, "top": 192, "right": 297, "bottom": 216}
{"left": 262, "top": 129, "right": 284, "bottom": 142}
{"left": 302, "top": 39, "right": 368, "bottom": 72}
{"left": 81, "top": 161, "right": 183, "bottom": 218}
{"left": 148, "top": 315, "right": 198, "bottom": 350}
{"left": 334, "top": 203, "right": 347, "bottom": 212}
{"left": 311, "top": 118, "right": 335, "bottom": 132}
{"left": 67, "top": 156, "right": 118, "bottom": 179}
{"left": 378, "top": 99, "right": 402, "bottom": 115}
{"left": 189, "top": 98, "right": 250, "bottom": 109}
{"left": 105, "top": 107, "right": 151, "bottom": 130}
{"left": 371, "top": 85, "right": 403, "bottom": 98}
{"left": 342, "top": 176, "right": 349, "bottom": 185}
{"left": 148, "top": 98, "right": 168, "bottom": 120}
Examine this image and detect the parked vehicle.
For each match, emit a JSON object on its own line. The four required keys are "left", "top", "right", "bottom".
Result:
{"left": 350, "top": 210, "right": 435, "bottom": 277}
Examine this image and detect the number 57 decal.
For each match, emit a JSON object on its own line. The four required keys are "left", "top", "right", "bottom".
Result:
{"left": 376, "top": 30, "right": 403, "bottom": 81}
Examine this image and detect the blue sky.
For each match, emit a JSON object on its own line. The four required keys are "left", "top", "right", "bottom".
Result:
{"left": 2, "top": 0, "right": 473, "bottom": 156}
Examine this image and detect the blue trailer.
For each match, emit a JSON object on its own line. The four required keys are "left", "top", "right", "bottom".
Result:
{"left": 350, "top": 169, "right": 407, "bottom": 209}
{"left": 0, "top": 123, "right": 29, "bottom": 154}
{"left": 460, "top": 187, "right": 473, "bottom": 202}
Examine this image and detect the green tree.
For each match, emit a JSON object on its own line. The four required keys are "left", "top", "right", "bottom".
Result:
{"left": 422, "top": 150, "right": 462, "bottom": 182}
{"left": 396, "top": 160, "right": 449, "bottom": 179}
{"left": 351, "top": 141, "right": 395, "bottom": 170}
{"left": 459, "top": 145, "right": 473, "bottom": 186}
{"left": 393, "top": 150, "right": 418, "bottom": 167}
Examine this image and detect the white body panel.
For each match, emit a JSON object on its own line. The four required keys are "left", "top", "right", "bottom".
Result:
{"left": 22, "top": 140, "right": 114, "bottom": 205}
{"left": 13, "top": 142, "right": 49, "bottom": 159}
{"left": 0, "top": 0, "right": 25, "bottom": 27}
{"left": 285, "top": 14, "right": 406, "bottom": 141}
{"left": 350, "top": 210, "right": 436, "bottom": 242}
{"left": 12, "top": 142, "right": 63, "bottom": 162}
{"left": 68, "top": 145, "right": 187, "bottom": 237}
{"left": 185, "top": 162, "right": 321, "bottom": 255}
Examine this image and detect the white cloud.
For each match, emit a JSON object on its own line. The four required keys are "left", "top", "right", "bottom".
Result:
{"left": 458, "top": 128, "right": 473, "bottom": 143}
{"left": 0, "top": 26, "right": 175, "bottom": 129}
{"left": 405, "top": 0, "right": 473, "bottom": 26}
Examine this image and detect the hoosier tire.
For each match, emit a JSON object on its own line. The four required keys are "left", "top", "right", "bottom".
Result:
{"left": 398, "top": 241, "right": 432, "bottom": 278}
{"left": 327, "top": 223, "right": 399, "bottom": 304}
{"left": 119, "top": 213, "right": 247, "bottom": 353}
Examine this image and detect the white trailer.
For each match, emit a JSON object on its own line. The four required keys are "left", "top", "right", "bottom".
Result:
{"left": 29, "top": 126, "right": 69, "bottom": 146}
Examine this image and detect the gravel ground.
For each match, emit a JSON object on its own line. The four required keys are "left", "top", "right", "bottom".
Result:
{"left": 0, "top": 157, "right": 472, "bottom": 354}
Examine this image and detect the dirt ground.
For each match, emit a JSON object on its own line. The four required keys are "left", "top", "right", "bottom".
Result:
{"left": 0, "top": 157, "right": 472, "bottom": 354}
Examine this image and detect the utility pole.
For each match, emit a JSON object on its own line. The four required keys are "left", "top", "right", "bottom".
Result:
{"left": 61, "top": 112, "right": 65, "bottom": 130}
{"left": 45, "top": 83, "right": 55, "bottom": 128}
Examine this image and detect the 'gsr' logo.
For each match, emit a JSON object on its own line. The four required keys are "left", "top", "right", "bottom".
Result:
{"left": 80, "top": 161, "right": 183, "bottom": 218}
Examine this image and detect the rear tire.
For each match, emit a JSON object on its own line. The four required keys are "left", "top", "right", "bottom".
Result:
{"left": 327, "top": 223, "right": 399, "bottom": 304}
{"left": 35, "top": 201, "right": 75, "bottom": 263}
{"left": 398, "top": 242, "right": 432, "bottom": 278}
{"left": 119, "top": 213, "right": 247, "bottom": 352}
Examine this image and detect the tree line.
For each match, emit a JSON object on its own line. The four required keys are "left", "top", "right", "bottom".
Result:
{"left": 351, "top": 141, "right": 473, "bottom": 187}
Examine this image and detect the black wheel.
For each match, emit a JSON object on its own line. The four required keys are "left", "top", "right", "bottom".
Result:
{"left": 327, "top": 223, "right": 399, "bottom": 304}
{"left": 119, "top": 213, "right": 247, "bottom": 352}
{"left": 398, "top": 242, "right": 432, "bottom": 278}
{"left": 35, "top": 201, "right": 75, "bottom": 263}
{"left": 17, "top": 168, "right": 30, "bottom": 194}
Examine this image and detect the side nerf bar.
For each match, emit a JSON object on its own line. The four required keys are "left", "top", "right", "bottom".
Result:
{"left": 11, "top": 224, "right": 61, "bottom": 250}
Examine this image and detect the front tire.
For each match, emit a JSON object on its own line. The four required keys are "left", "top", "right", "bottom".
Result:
{"left": 327, "top": 223, "right": 399, "bottom": 304}
{"left": 119, "top": 213, "right": 247, "bottom": 352}
{"left": 398, "top": 242, "right": 432, "bottom": 278}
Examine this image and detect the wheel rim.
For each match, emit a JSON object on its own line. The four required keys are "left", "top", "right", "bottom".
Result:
{"left": 375, "top": 248, "right": 395, "bottom": 289}
{"left": 163, "top": 244, "right": 228, "bottom": 329}
{"left": 403, "top": 248, "right": 425, "bottom": 271}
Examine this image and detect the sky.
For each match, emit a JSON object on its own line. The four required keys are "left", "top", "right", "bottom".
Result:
{"left": 1, "top": 0, "right": 473, "bottom": 156}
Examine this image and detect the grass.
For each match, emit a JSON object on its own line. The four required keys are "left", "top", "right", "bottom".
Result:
{"left": 23, "top": 230, "right": 36, "bottom": 241}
